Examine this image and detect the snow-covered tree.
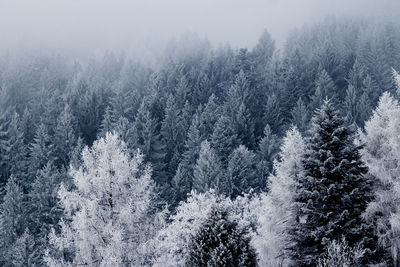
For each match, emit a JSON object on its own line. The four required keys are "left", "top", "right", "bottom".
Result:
{"left": 186, "top": 205, "right": 257, "bottom": 267}
{"left": 150, "top": 190, "right": 225, "bottom": 266}
{"left": 0, "top": 176, "right": 26, "bottom": 265}
{"left": 290, "top": 101, "right": 373, "bottom": 266}
{"left": 53, "top": 104, "right": 77, "bottom": 168}
{"left": 193, "top": 140, "right": 225, "bottom": 194}
{"left": 252, "top": 127, "right": 305, "bottom": 266}
{"left": 45, "top": 132, "right": 159, "bottom": 266}
{"left": 227, "top": 145, "right": 258, "bottom": 198}
{"left": 358, "top": 92, "right": 400, "bottom": 265}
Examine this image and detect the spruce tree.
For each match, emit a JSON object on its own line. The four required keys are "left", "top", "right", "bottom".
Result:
{"left": 0, "top": 176, "right": 26, "bottom": 265}
{"left": 291, "top": 97, "right": 310, "bottom": 133}
{"left": 193, "top": 140, "right": 225, "bottom": 194}
{"left": 186, "top": 205, "right": 257, "bottom": 267}
{"left": 227, "top": 145, "right": 258, "bottom": 198}
{"left": 256, "top": 124, "right": 279, "bottom": 189}
{"left": 98, "top": 106, "right": 115, "bottom": 138}
{"left": 53, "top": 104, "right": 77, "bottom": 168}
{"left": 211, "top": 115, "right": 239, "bottom": 165}
{"left": 173, "top": 113, "right": 202, "bottom": 203}
{"left": 28, "top": 123, "right": 54, "bottom": 189}
{"left": 290, "top": 100, "right": 374, "bottom": 266}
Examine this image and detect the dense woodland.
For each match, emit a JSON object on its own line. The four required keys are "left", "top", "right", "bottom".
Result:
{"left": 1, "top": 17, "right": 400, "bottom": 266}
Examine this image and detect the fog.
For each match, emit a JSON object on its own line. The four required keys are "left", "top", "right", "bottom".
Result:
{"left": 0, "top": 0, "right": 399, "bottom": 57}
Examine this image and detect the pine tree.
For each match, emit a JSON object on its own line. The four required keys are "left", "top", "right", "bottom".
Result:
{"left": 173, "top": 113, "right": 202, "bottom": 203}
{"left": 53, "top": 104, "right": 77, "bottom": 168}
{"left": 211, "top": 115, "right": 239, "bottom": 164}
{"left": 0, "top": 176, "right": 26, "bottom": 265}
{"left": 227, "top": 145, "right": 258, "bottom": 198}
{"left": 9, "top": 228, "right": 37, "bottom": 267}
{"left": 193, "top": 140, "right": 224, "bottom": 194}
{"left": 290, "top": 101, "right": 374, "bottom": 266}
{"left": 343, "top": 84, "right": 359, "bottom": 124}
{"left": 45, "top": 133, "right": 158, "bottom": 266}
{"left": 28, "top": 123, "right": 54, "bottom": 186}
{"left": 263, "top": 93, "right": 285, "bottom": 134}
{"left": 256, "top": 124, "right": 280, "bottom": 189}
{"left": 7, "top": 111, "right": 28, "bottom": 184}
{"left": 186, "top": 205, "right": 258, "bottom": 267}
{"left": 161, "top": 95, "right": 185, "bottom": 177}
{"left": 200, "top": 94, "right": 221, "bottom": 139}
{"left": 98, "top": 106, "right": 115, "bottom": 138}
{"left": 133, "top": 99, "right": 166, "bottom": 188}
{"left": 28, "top": 162, "right": 63, "bottom": 264}
{"left": 291, "top": 97, "right": 310, "bottom": 133}
{"left": 310, "top": 68, "right": 337, "bottom": 111}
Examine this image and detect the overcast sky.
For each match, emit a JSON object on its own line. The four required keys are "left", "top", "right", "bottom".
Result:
{"left": 0, "top": 0, "right": 399, "bottom": 57}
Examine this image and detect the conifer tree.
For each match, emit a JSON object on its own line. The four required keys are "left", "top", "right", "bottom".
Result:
{"left": 0, "top": 176, "right": 26, "bottom": 265}
{"left": 256, "top": 124, "right": 279, "bottom": 189}
{"left": 187, "top": 205, "right": 257, "bottom": 267}
{"left": 310, "top": 68, "right": 337, "bottom": 111}
{"left": 28, "top": 162, "right": 63, "bottom": 264}
{"left": 7, "top": 111, "right": 28, "bottom": 183}
{"left": 211, "top": 115, "right": 239, "bottom": 164}
{"left": 254, "top": 127, "right": 305, "bottom": 266}
{"left": 200, "top": 94, "right": 220, "bottom": 139}
{"left": 173, "top": 113, "right": 202, "bottom": 203}
{"left": 193, "top": 140, "right": 225, "bottom": 194}
{"left": 9, "top": 228, "right": 37, "bottom": 267}
{"left": 291, "top": 97, "right": 310, "bottom": 133}
{"left": 227, "top": 145, "right": 258, "bottom": 198}
{"left": 53, "top": 104, "right": 77, "bottom": 168}
{"left": 28, "top": 123, "right": 54, "bottom": 188}
{"left": 290, "top": 101, "right": 374, "bottom": 266}
{"left": 98, "top": 106, "right": 115, "bottom": 138}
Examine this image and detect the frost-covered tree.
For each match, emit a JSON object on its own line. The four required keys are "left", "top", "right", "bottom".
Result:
{"left": 98, "top": 106, "right": 115, "bottom": 138}
{"left": 0, "top": 176, "right": 26, "bottom": 265}
{"left": 28, "top": 123, "right": 54, "bottom": 184}
{"left": 227, "top": 145, "right": 258, "bottom": 198}
{"left": 53, "top": 104, "right": 77, "bottom": 168}
{"left": 45, "top": 132, "right": 159, "bottom": 266}
{"left": 256, "top": 124, "right": 280, "bottom": 189}
{"left": 290, "top": 101, "right": 373, "bottom": 266}
{"left": 8, "top": 228, "right": 37, "bottom": 267}
{"left": 28, "top": 162, "right": 64, "bottom": 264}
{"left": 358, "top": 92, "right": 400, "bottom": 266}
{"left": 253, "top": 127, "right": 305, "bottom": 266}
{"left": 291, "top": 98, "right": 310, "bottom": 133}
{"left": 193, "top": 140, "right": 224, "bottom": 194}
{"left": 173, "top": 113, "right": 202, "bottom": 203}
{"left": 317, "top": 238, "right": 364, "bottom": 267}
{"left": 186, "top": 205, "right": 258, "bottom": 267}
{"left": 150, "top": 190, "right": 225, "bottom": 266}
{"left": 211, "top": 115, "right": 239, "bottom": 164}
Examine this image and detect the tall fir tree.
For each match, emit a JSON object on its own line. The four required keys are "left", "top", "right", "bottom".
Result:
{"left": 291, "top": 97, "right": 310, "bottom": 133}
{"left": 211, "top": 115, "right": 239, "bottom": 165}
{"left": 256, "top": 124, "right": 280, "bottom": 190}
{"left": 193, "top": 140, "right": 225, "bottom": 194}
{"left": 173, "top": 112, "right": 202, "bottom": 204}
{"left": 227, "top": 145, "right": 258, "bottom": 198}
{"left": 290, "top": 101, "right": 374, "bottom": 266}
{"left": 186, "top": 205, "right": 258, "bottom": 267}
{"left": 53, "top": 104, "right": 77, "bottom": 168}
{"left": 0, "top": 176, "right": 26, "bottom": 265}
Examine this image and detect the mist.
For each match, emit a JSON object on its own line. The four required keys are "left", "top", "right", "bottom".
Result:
{"left": 0, "top": 0, "right": 399, "bottom": 58}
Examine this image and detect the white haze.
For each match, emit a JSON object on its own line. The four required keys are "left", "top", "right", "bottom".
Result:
{"left": 0, "top": 0, "right": 399, "bottom": 58}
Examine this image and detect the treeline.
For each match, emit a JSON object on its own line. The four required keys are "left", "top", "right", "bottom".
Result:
{"left": 0, "top": 17, "right": 400, "bottom": 266}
